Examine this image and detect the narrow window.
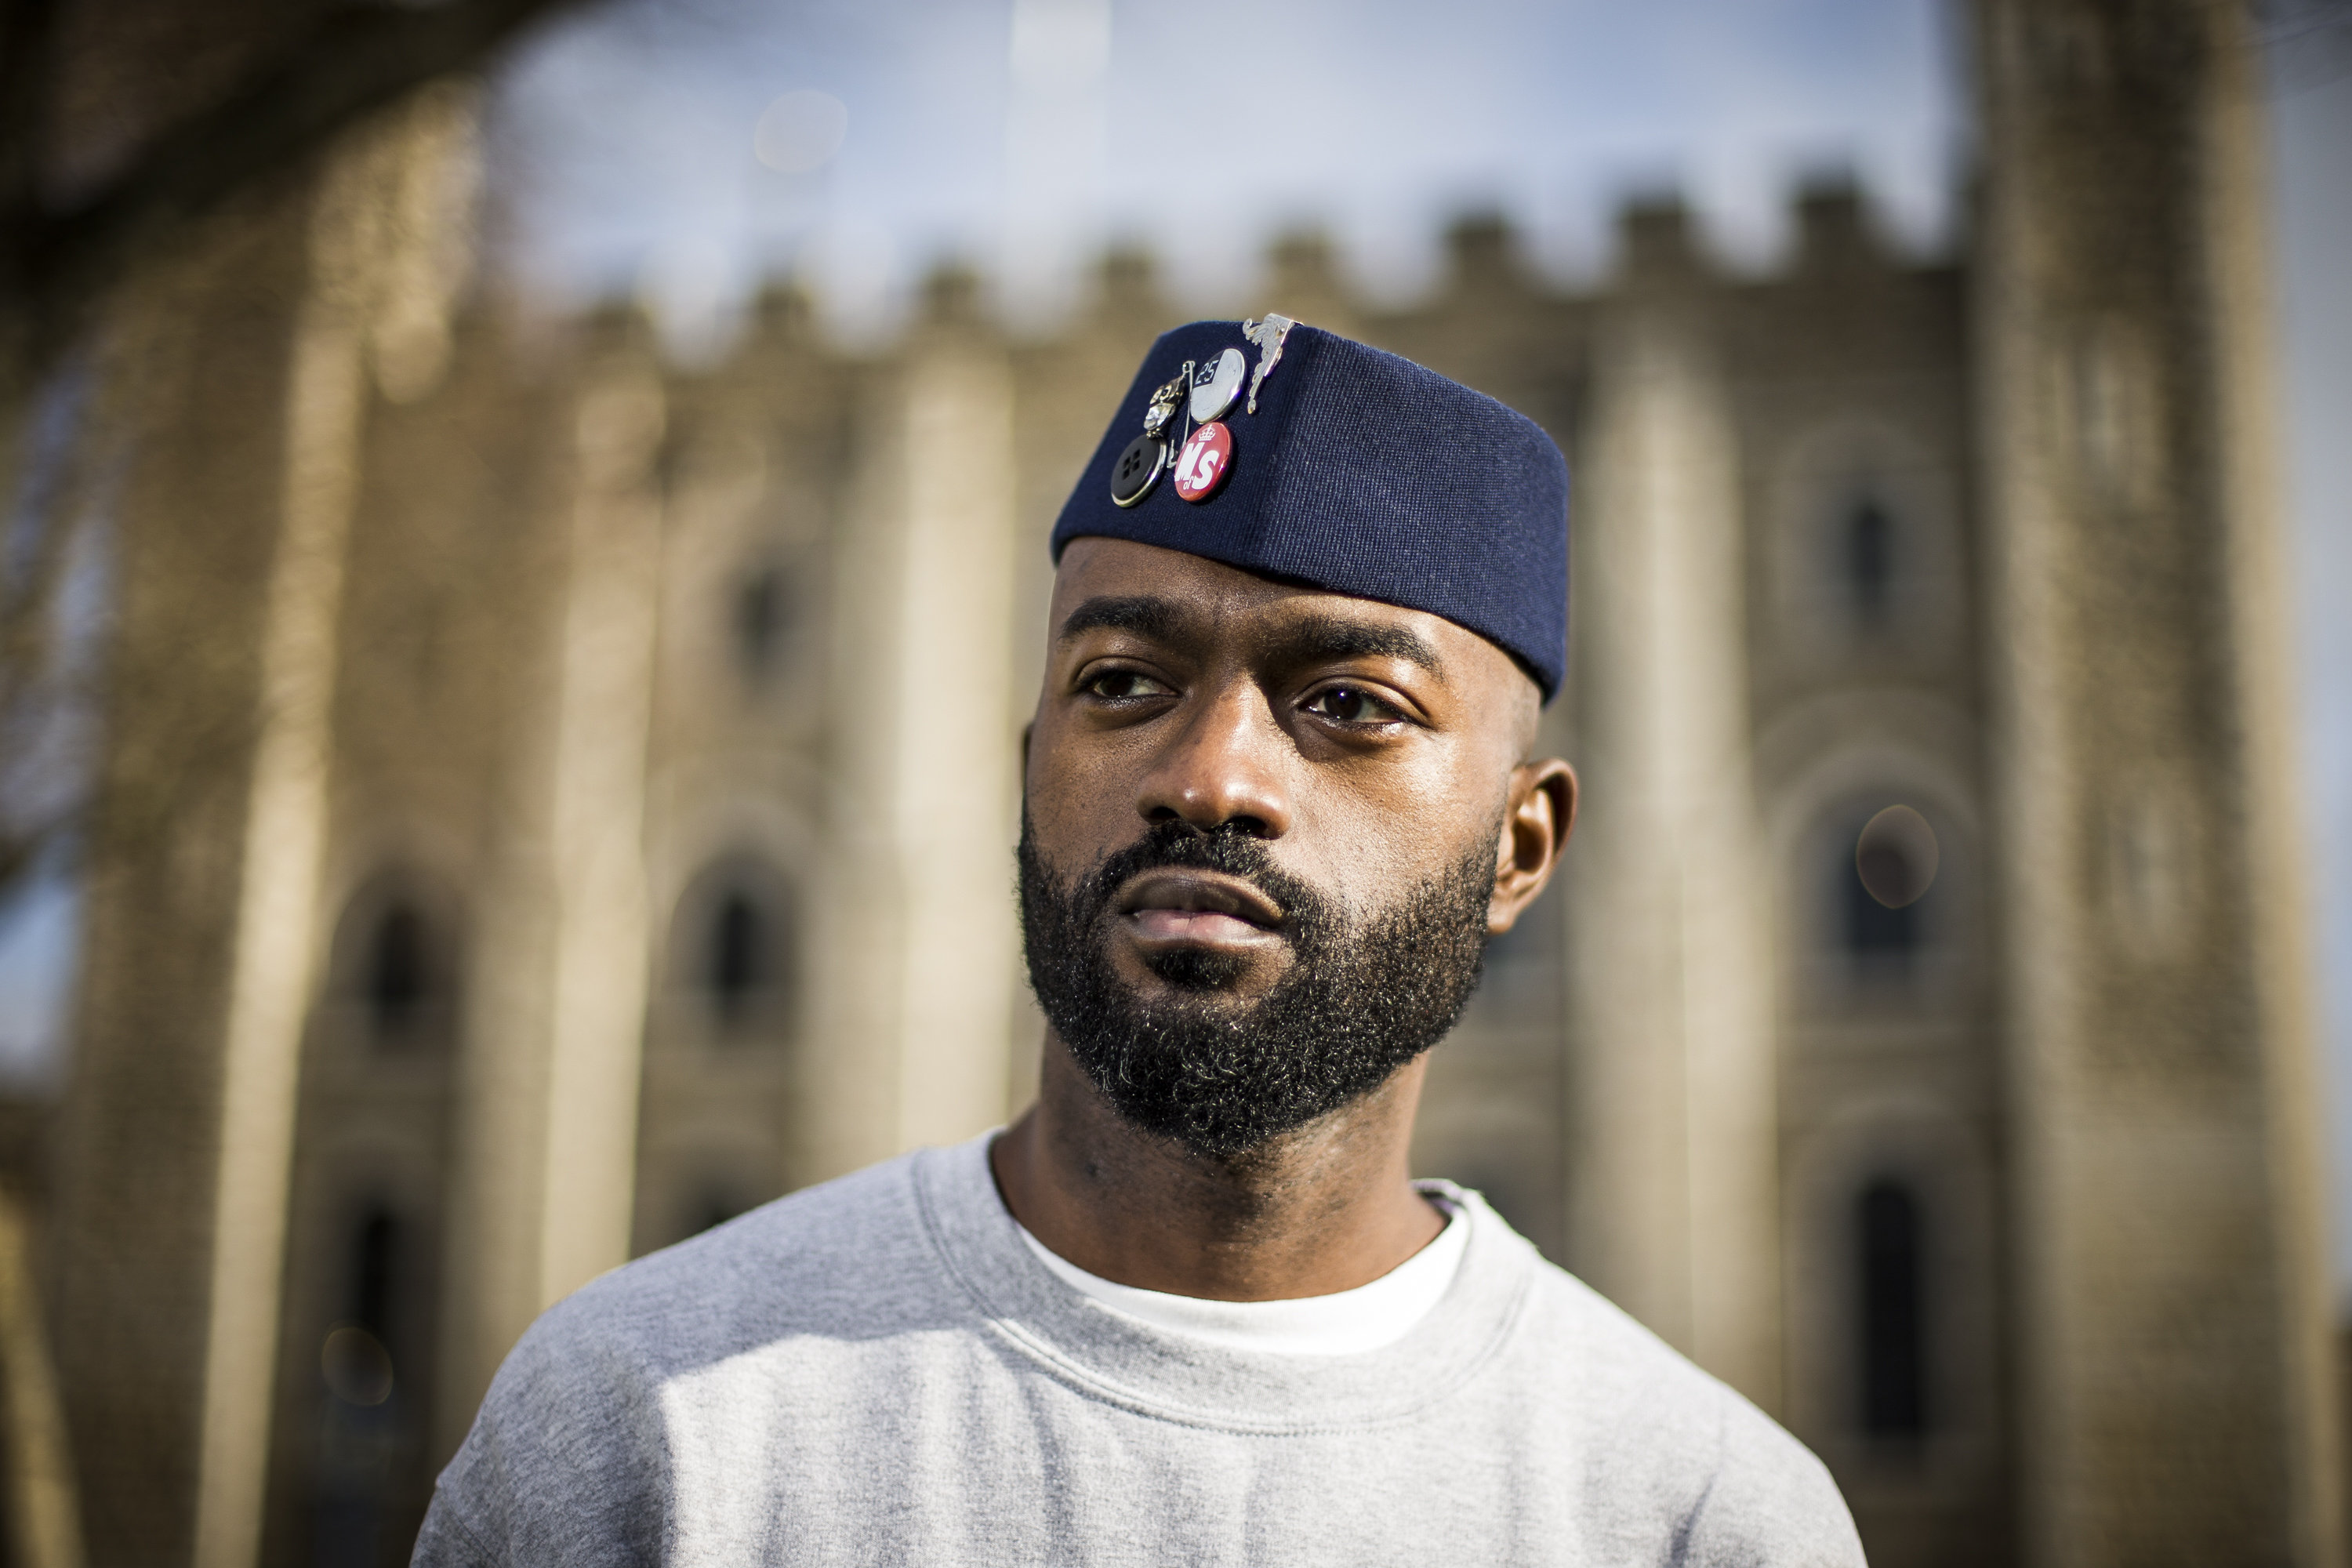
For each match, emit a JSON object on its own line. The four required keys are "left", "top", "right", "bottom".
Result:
{"left": 710, "top": 891, "right": 767, "bottom": 1022}
{"left": 674, "top": 859, "right": 794, "bottom": 1035}
{"left": 734, "top": 567, "right": 789, "bottom": 682}
{"left": 366, "top": 905, "right": 429, "bottom": 1038}
{"left": 1858, "top": 1180, "right": 1926, "bottom": 1438}
{"left": 350, "top": 1207, "right": 397, "bottom": 1338}
{"left": 1844, "top": 499, "right": 1894, "bottom": 623}
{"left": 321, "top": 1207, "right": 399, "bottom": 1410}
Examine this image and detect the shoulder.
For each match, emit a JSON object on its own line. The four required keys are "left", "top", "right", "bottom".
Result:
{"left": 1508, "top": 1249, "right": 1864, "bottom": 1565}
{"left": 534, "top": 1146, "right": 951, "bottom": 1372}
{"left": 417, "top": 1149, "right": 960, "bottom": 1566}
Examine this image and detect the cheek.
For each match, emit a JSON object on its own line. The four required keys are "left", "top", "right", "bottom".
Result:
{"left": 1022, "top": 723, "right": 1124, "bottom": 855}
{"left": 1289, "top": 797, "right": 1422, "bottom": 903}
{"left": 1308, "top": 760, "right": 1507, "bottom": 899}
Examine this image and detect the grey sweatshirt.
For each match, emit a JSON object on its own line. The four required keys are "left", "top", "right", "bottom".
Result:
{"left": 415, "top": 1135, "right": 1864, "bottom": 1566}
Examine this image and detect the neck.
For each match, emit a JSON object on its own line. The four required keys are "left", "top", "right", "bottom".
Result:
{"left": 989, "top": 1034, "right": 1445, "bottom": 1301}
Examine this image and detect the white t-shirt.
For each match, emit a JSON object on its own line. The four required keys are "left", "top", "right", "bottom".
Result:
{"left": 1012, "top": 1196, "right": 1468, "bottom": 1356}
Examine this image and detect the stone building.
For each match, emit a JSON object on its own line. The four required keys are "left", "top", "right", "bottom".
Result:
{"left": 27, "top": 2, "right": 2339, "bottom": 1565}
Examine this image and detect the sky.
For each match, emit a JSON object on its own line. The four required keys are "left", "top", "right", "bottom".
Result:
{"left": 486, "top": 0, "right": 1968, "bottom": 345}
{"left": 2272, "top": 42, "right": 2352, "bottom": 1305}
{"left": 2, "top": 0, "right": 2345, "bottom": 1289}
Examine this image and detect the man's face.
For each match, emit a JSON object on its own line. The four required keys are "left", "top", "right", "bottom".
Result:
{"left": 1021, "top": 537, "right": 1560, "bottom": 1160}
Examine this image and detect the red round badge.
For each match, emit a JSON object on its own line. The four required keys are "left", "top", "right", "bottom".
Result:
{"left": 1171, "top": 420, "right": 1232, "bottom": 503}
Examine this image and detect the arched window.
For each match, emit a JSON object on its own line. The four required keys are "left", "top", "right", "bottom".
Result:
{"left": 1857, "top": 1179, "right": 1926, "bottom": 1439}
{"left": 328, "top": 873, "right": 460, "bottom": 1051}
{"left": 321, "top": 1205, "right": 400, "bottom": 1410}
{"left": 1842, "top": 497, "right": 1895, "bottom": 623}
{"left": 1842, "top": 846, "right": 1918, "bottom": 962}
{"left": 1835, "top": 804, "right": 1939, "bottom": 975}
{"left": 710, "top": 891, "right": 768, "bottom": 1022}
{"left": 366, "top": 905, "right": 430, "bottom": 1036}
{"left": 670, "top": 857, "right": 796, "bottom": 1036}
{"left": 315, "top": 1205, "right": 405, "bottom": 1566}
{"left": 732, "top": 564, "right": 791, "bottom": 684}
{"left": 350, "top": 1207, "right": 398, "bottom": 1341}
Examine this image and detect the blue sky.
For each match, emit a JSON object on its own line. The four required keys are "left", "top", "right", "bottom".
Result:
{"left": 2274, "top": 50, "right": 2352, "bottom": 1306}
{"left": 488, "top": 0, "right": 1967, "bottom": 339}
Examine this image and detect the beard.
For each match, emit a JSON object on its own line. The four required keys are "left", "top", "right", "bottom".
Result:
{"left": 1017, "top": 813, "right": 1497, "bottom": 1161}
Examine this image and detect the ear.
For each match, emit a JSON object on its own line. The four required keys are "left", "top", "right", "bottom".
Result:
{"left": 1488, "top": 759, "right": 1577, "bottom": 935}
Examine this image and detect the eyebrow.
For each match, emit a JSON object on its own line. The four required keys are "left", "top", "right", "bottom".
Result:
{"left": 1265, "top": 614, "right": 1445, "bottom": 678}
{"left": 1058, "top": 595, "right": 1444, "bottom": 679}
{"left": 1056, "top": 594, "right": 1186, "bottom": 643}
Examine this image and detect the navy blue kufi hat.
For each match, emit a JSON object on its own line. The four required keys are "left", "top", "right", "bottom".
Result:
{"left": 1050, "top": 319, "right": 1570, "bottom": 700}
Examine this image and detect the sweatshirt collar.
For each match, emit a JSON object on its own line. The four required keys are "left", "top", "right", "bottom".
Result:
{"left": 910, "top": 1132, "right": 1540, "bottom": 1432}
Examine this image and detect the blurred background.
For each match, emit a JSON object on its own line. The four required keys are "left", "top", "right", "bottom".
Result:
{"left": 0, "top": 0, "right": 2346, "bottom": 1563}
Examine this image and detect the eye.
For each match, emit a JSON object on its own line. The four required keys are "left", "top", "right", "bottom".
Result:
{"left": 1081, "top": 668, "right": 1174, "bottom": 702}
{"left": 1302, "top": 684, "right": 1405, "bottom": 725}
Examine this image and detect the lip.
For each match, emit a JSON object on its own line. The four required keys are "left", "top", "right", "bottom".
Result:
{"left": 1116, "top": 869, "right": 1287, "bottom": 949}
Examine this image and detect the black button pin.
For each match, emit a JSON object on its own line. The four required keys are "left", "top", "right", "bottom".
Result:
{"left": 1110, "top": 434, "right": 1167, "bottom": 508}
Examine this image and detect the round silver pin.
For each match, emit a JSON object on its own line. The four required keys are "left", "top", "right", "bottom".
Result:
{"left": 1189, "top": 347, "right": 1247, "bottom": 424}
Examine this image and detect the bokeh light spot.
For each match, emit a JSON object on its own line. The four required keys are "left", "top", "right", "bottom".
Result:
{"left": 1857, "top": 804, "right": 1939, "bottom": 909}
{"left": 321, "top": 1324, "right": 394, "bottom": 1406}
{"left": 754, "top": 90, "right": 848, "bottom": 174}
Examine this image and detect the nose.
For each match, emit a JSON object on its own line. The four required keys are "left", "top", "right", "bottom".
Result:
{"left": 1133, "top": 681, "right": 1293, "bottom": 838}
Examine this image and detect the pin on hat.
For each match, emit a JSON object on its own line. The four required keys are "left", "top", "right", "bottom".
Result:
{"left": 1109, "top": 435, "right": 1165, "bottom": 507}
{"left": 1171, "top": 421, "right": 1232, "bottom": 503}
{"left": 1109, "top": 367, "right": 1193, "bottom": 508}
{"left": 1190, "top": 347, "right": 1247, "bottom": 424}
{"left": 1242, "top": 314, "right": 1294, "bottom": 414}
{"left": 1145, "top": 367, "right": 1189, "bottom": 437}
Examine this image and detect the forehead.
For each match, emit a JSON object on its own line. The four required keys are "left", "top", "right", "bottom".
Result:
{"left": 1051, "top": 537, "right": 1481, "bottom": 662}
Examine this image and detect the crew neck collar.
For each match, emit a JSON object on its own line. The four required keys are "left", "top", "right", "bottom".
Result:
{"left": 1011, "top": 1193, "right": 1468, "bottom": 1356}
{"left": 910, "top": 1134, "right": 1539, "bottom": 1433}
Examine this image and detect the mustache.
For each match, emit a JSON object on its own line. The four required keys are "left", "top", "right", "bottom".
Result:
{"left": 1016, "top": 810, "right": 1499, "bottom": 1158}
{"left": 1072, "top": 820, "right": 1330, "bottom": 937}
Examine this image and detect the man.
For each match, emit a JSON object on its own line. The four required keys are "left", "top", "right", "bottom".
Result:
{"left": 416, "top": 321, "right": 1864, "bottom": 1565}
